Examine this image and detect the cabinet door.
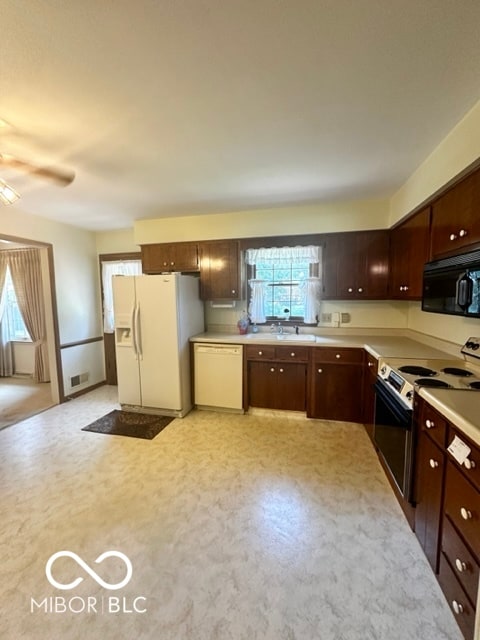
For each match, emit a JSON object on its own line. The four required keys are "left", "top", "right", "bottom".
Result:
{"left": 390, "top": 207, "right": 430, "bottom": 299}
{"left": 362, "top": 352, "right": 377, "bottom": 439}
{"left": 308, "top": 362, "right": 363, "bottom": 422}
{"left": 199, "top": 240, "right": 241, "bottom": 300}
{"left": 276, "top": 363, "right": 306, "bottom": 411}
{"left": 431, "top": 169, "right": 480, "bottom": 258}
{"left": 414, "top": 430, "right": 445, "bottom": 572}
{"left": 141, "top": 243, "right": 198, "bottom": 273}
{"left": 327, "top": 231, "right": 389, "bottom": 300}
{"left": 248, "top": 361, "right": 277, "bottom": 408}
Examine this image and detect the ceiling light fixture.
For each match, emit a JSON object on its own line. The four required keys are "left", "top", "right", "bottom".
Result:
{"left": 0, "top": 179, "right": 20, "bottom": 205}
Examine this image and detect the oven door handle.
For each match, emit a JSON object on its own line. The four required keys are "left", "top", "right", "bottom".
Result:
{"left": 374, "top": 379, "right": 412, "bottom": 428}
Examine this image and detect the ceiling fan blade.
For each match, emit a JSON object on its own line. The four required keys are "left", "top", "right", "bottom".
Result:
{"left": 0, "top": 154, "right": 75, "bottom": 186}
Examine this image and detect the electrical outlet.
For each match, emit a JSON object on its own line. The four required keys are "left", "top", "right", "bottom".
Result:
{"left": 341, "top": 313, "right": 351, "bottom": 324}
{"left": 321, "top": 312, "right": 332, "bottom": 324}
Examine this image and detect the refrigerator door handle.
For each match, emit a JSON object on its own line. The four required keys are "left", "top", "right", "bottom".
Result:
{"left": 130, "top": 305, "right": 139, "bottom": 359}
{"left": 134, "top": 303, "right": 143, "bottom": 359}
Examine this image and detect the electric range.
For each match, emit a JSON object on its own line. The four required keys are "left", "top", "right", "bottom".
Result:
{"left": 378, "top": 336, "right": 480, "bottom": 410}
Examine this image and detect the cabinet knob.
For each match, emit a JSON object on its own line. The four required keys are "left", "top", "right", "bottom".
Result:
{"left": 425, "top": 419, "right": 435, "bottom": 429}
{"left": 459, "top": 229, "right": 468, "bottom": 237}
{"left": 335, "top": 354, "right": 341, "bottom": 359}
{"left": 404, "top": 285, "right": 409, "bottom": 291}
{"left": 452, "top": 600, "right": 464, "bottom": 615}
{"left": 460, "top": 507, "right": 472, "bottom": 520}
{"left": 464, "top": 458, "right": 476, "bottom": 470}
{"left": 455, "top": 558, "right": 467, "bottom": 573}
{"left": 317, "top": 368, "right": 323, "bottom": 373}
{"left": 368, "top": 362, "right": 374, "bottom": 367}
{"left": 290, "top": 352, "right": 295, "bottom": 357}
{"left": 232, "top": 289, "right": 236, "bottom": 294}
{"left": 163, "top": 261, "right": 168, "bottom": 266}
{"left": 170, "top": 261, "right": 175, "bottom": 266}
{"left": 358, "top": 287, "right": 363, "bottom": 293}
{"left": 449, "top": 233, "right": 457, "bottom": 241}
{"left": 279, "top": 368, "right": 284, "bottom": 373}
{"left": 399, "top": 286, "right": 404, "bottom": 291}
{"left": 348, "top": 287, "right": 353, "bottom": 293}
{"left": 258, "top": 351, "right": 263, "bottom": 355}
{"left": 429, "top": 459, "right": 439, "bottom": 468}
{"left": 270, "top": 367, "right": 275, "bottom": 372}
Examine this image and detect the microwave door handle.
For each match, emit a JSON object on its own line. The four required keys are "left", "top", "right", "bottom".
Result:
{"left": 456, "top": 273, "right": 473, "bottom": 310}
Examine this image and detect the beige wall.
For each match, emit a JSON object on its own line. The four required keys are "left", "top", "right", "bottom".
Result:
{"left": 390, "top": 99, "right": 480, "bottom": 225}
{"left": 96, "top": 228, "right": 139, "bottom": 254}
{"left": 134, "top": 197, "right": 390, "bottom": 244}
{"left": 1, "top": 207, "right": 105, "bottom": 395}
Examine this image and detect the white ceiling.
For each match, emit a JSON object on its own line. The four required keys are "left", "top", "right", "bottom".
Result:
{"left": 1, "top": 1, "right": 480, "bottom": 231}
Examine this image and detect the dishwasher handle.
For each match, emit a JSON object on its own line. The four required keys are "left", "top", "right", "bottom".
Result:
{"left": 194, "top": 344, "right": 243, "bottom": 356}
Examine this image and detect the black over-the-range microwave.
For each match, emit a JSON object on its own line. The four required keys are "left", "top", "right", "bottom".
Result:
{"left": 422, "top": 247, "right": 480, "bottom": 317}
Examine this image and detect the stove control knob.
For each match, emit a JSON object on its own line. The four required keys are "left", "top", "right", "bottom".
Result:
{"left": 380, "top": 366, "right": 387, "bottom": 375}
{"left": 406, "top": 390, "right": 414, "bottom": 401}
{"left": 472, "top": 343, "right": 479, "bottom": 351}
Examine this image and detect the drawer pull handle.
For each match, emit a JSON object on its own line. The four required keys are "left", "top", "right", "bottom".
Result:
{"left": 317, "top": 368, "right": 323, "bottom": 374}
{"left": 335, "top": 354, "right": 341, "bottom": 359}
{"left": 429, "top": 459, "right": 439, "bottom": 469}
{"left": 258, "top": 351, "right": 263, "bottom": 355}
{"left": 455, "top": 558, "right": 467, "bottom": 573}
{"left": 348, "top": 287, "right": 353, "bottom": 293}
{"left": 270, "top": 367, "right": 275, "bottom": 373}
{"left": 358, "top": 287, "right": 363, "bottom": 293}
{"left": 368, "top": 361, "right": 374, "bottom": 367}
{"left": 290, "top": 352, "right": 295, "bottom": 357}
{"left": 464, "top": 458, "right": 476, "bottom": 470}
{"left": 452, "top": 600, "right": 464, "bottom": 615}
{"left": 460, "top": 507, "right": 472, "bottom": 520}
{"left": 279, "top": 368, "right": 284, "bottom": 373}
{"left": 449, "top": 233, "right": 458, "bottom": 242}
{"left": 425, "top": 419, "right": 435, "bottom": 429}
{"left": 459, "top": 229, "right": 468, "bottom": 237}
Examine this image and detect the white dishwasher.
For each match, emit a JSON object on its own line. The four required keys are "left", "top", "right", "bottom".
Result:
{"left": 194, "top": 343, "right": 243, "bottom": 411}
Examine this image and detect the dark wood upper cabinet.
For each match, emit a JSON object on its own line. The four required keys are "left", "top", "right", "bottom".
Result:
{"left": 389, "top": 206, "right": 431, "bottom": 300}
{"left": 323, "top": 230, "right": 389, "bottom": 299}
{"left": 198, "top": 239, "right": 241, "bottom": 301}
{"left": 141, "top": 242, "right": 199, "bottom": 274}
{"left": 431, "top": 168, "right": 480, "bottom": 258}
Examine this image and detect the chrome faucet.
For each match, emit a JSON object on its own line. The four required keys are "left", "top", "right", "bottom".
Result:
{"left": 277, "top": 323, "right": 283, "bottom": 334}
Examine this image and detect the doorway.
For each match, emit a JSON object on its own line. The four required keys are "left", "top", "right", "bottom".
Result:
{"left": 0, "top": 234, "right": 61, "bottom": 428}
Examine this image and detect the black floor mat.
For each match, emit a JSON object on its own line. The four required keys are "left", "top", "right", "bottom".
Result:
{"left": 81, "top": 410, "right": 174, "bottom": 440}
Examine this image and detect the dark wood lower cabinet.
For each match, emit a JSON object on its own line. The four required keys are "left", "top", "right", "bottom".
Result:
{"left": 248, "top": 361, "right": 306, "bottom": 411}
{"left": 413, "top": 398, "right": 480, "bottom": 640}
{"left": 414, "top": 429, "right": 445, "bottom": 572}
{"left": 307, "top": 348, "right": 364, "bottom": 422}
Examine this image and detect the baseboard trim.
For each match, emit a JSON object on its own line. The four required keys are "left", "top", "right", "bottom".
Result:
{"left": 65, "top": 380, "right": 106, "bottom": 400}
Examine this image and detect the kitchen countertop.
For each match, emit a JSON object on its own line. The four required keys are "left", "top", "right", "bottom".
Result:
{"left": 419, "top": 388, "right": 480, "bottom": 447}
{"left": 190, "top": 331, "right": 453, "bottom": 360}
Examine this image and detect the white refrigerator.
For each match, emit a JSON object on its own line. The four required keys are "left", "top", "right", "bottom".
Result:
{"left": 112, "top": 273, "right": 204, "bottom": 417}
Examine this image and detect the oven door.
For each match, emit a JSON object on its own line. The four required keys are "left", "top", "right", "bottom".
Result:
{"left": 374, "top": 378, "right": 414, "bottom": 501}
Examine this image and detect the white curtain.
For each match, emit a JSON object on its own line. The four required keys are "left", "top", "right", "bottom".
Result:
{"left": 245, "top": 245, "right": 320, "bottom": 266}
{"left": 301, "top": 277, "right": 322, "bottom": 324}
{"left": 102, "top": 260, "right": 142, "bottom": 333}
{"left": 248, "top": 279, "right": 268, "bottom": 324}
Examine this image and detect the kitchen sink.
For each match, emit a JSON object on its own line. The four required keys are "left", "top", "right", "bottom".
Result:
{"left": 276, "top": 334, "right": 316, "bottom": 342}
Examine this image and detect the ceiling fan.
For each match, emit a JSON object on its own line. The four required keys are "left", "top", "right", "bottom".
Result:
{"left": 0, "top": 153, "right": 75, "bottom": 204}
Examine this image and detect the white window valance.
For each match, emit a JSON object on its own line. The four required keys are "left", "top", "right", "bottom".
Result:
{"left": 245, "top": 245, "right": 320, "bottom": 266}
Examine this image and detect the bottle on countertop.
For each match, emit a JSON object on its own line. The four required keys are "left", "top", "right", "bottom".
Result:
{"left": 237, "top": 310, "right": 249, "bottom": 335}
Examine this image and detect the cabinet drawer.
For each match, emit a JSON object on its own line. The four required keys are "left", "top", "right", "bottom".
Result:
{"left": 421, "top": 403, "right": 448, "bottom": 448}
{"left": 313, "top": 347, "right": 364, "bottom": 364}
{"left": 275, "top": 346, "right": 310, "bottom": 362}
{"left": 245, "top": 345, "right": 276, "bottom": 361}
{"left": 447, "top": 428, "right": 480, "bottom": 493}
{"left": 437, "top": 553, "right": 476, "bottom": 640}
{"left": 444, "top": 462, "right": 480, "bottom": 558}
{"left": 442, "top": 516, "right": 479, "bottom": 606}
